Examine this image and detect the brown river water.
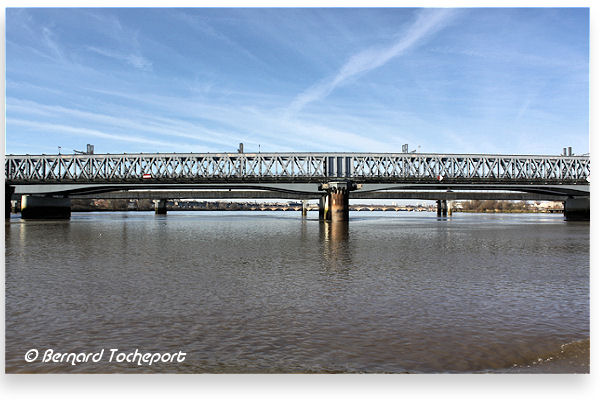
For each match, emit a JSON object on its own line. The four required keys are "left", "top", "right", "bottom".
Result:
{"left": 4, "top": 211, "right": 589, "bottom": 373}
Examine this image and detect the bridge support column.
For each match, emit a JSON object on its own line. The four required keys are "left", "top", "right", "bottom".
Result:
{"left": 21, "top": 195, "right": 71, "bottom": 219}
{"left": 437, "top": 200, "right": 447, "bottom": 217}
{"left": 320, "top": 182, "right": 354, "bottom": 222}
{"left": 329, "top": 188, "right": 349, "bottom": 222}
{"left": 154, "top": 199, "right": 167, "bottom": 215}
{"left": 301, "top": 200, "right": 308, "bottom": 217}
{"left": 11, "top": 200, "right": 19, "bottom": 214}
{"left": 5, "top": 184, "right": 14, "bottom": 219}
{"left": 319, "top": 195, "right": 330, "bottom": 221}
{"left": 564, "top": 198, "right": 589, "bottom": 221}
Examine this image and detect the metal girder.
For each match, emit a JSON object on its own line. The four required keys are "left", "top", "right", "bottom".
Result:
{"left": 5, "top": 152, "right": 590, "bottom": 185}
{"left": 350, "top": 191, "right": 567, "bottom": 201}
{"left": 66, "top": 190, "right": 567, "bottom": 201}
{"left": 68, "top": 190, "right": 321, "bottom": 200}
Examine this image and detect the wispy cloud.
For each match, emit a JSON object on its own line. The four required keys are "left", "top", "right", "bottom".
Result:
{"left": 172, "top": 11, "right": 265, "bottom": 67}
{"left": 85, "top": 87, "right": 400, "bottom": 152}
{"left": 41, "top": 27, "right": 65, "bottom": 62}
{"left": 9, "top": 119, "right": 176, "bottom": 148}
{"left": 79, "top": 12, "right": 152, "bottom": 71}
{"left": 7, "top": 98, "right": 236, "bottom": 149}
{"left": 87, "top": 46, "right": 152, "bottom": 71}
{"left": 82, "top": 10, "right": 126, "bottom": 42}
{"left": 287, "top": 8, "right": 458, "bottom": 115}
{"left": 6, "top": 8, "right": 588, "bottom": 156}
{"left": 430, "top": 45, "right": 588, "bottom": 71}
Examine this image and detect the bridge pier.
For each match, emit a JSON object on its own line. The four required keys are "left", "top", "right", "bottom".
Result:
{"left": 436, "top": 200, "right": 447, "bottom": 217}
{"left": 11, "top": 200, "right": 19, "bottom": 214}
{"left": 20, "top": 195, "right": 71, "bottom": 219}
{"left": 564, "top": 198, "right": 590, "bottom": 221}
{"left": 5, "top": 184, "right": 14, "bottom": 219}
{"left": 329, "top": 188, "right": 349, "bottom": 222}
{"left": 319, "top": 195, "right": 330, "bottom": 221}
{"left": 301, "top": 200, "right": 308, "bottom": 217}
{"left": 320, "top": 182, "right": 354, "bottom": 222}
{"left": 154, "top": 199, "right": 167, "bottom": 215}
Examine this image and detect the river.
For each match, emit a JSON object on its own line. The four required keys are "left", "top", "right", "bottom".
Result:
{"left": 4, "top": 211, "right": 589, "bottom": 373}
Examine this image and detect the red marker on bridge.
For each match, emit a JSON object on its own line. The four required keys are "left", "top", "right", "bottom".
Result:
{"left": 437, "top": 175, "right": 444, "bottom": 181}
{"left": 143, "top": 173, "right": 152, "bottom": 179}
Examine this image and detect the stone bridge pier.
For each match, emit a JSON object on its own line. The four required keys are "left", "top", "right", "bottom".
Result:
{"left": 319, "top": 182, "right": 356, "bottom": 222}
{"left": 301, "top": 200, "right": 308, "bottom": 217}
{"left": 319, "top": 195, "right": 330, "bottom": 220}
{"left": 20, "top": 195, "right": 71, "bottom": 219}
{"left": 154, "top": 199, "right": 167, "bottom": 215}
{"left": 436, "top": 200, "right": 448, "bottom": 217}
{"left": 564, "top": 198, "right": 590, "bottom": 221}
{"left": 5, "top": 184, "right": 14, "bottom": 219}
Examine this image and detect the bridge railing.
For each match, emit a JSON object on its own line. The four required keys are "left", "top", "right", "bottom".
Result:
{"left": 4, "top": 153, "right": 590, "bottom": 183}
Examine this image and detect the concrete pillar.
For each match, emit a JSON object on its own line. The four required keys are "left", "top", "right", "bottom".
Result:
{"left": 154, "top": 199, "right": 167, "bottom": 215}
{"left": 564, "top": 198, "right": 589, "bottom": 221}
{"left": 319, "top": 195, "right": 330, "bottom": 221}
{"left": 5, "top": 184, "right": 14, "bottom": 219}
{"left": 301, "top": 200, "right": 308, "bottom": 217}
{"left": 21, "top": 195, "right": 71, "bottom": 219}
{"left": 436, "top": 200, "right": 448, "bottom": 217}
{"left": 320, "top": 182, "right": 355, "bottom": 222}
{"left": 329, "top": 188, "right": 349, "bottom": 222}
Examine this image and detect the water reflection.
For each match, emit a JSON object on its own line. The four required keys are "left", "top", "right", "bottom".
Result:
{"left": 319, "top": 221, "right": 351, "bottom": 273}
{"left": 299, "top": 217, "right": 308, "bottom": 243}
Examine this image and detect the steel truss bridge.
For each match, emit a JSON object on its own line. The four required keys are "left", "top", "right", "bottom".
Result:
{"left": 5, "top": 152, "right": 590, "bottom": 199}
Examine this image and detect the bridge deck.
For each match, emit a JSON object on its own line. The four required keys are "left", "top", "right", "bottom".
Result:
{"left": 62, "top": 190, "right": 568, "bottom": 201}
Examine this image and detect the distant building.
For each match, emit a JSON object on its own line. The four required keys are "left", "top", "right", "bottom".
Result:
{"left": 452, "top": 202, "right": 464, "bottom": 210}
{"left": 532, "top": 201, "right": 563, "bottom": 210}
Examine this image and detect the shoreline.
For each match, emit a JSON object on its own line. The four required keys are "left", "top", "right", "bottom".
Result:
{"left": 60, "top": 209, "right": 561, "bottom": 214}
{"left": 495, "top": 338, "right": 590, "bottom": 374}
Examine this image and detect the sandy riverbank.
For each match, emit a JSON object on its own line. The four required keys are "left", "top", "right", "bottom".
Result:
{"left": 495, "top": 338, "right": 589, "bottom": 373}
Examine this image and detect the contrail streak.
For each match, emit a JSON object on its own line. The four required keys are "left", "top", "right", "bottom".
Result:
{"left": 287, "top": 8, "right": 458, "bottom": 115}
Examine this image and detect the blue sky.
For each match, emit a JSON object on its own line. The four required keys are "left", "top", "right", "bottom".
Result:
{"left": 5, "top": 7, "right": 589, "bottom": 155}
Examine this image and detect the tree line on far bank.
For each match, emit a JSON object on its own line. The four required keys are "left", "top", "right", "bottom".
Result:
{"left": 458, "top": 200, "right": 537, "bottom": 213}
